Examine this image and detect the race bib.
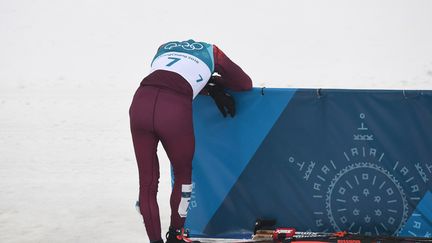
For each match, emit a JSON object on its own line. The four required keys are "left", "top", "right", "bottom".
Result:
{"left": 150, "top": 51, "right": 211, "bottom": 98}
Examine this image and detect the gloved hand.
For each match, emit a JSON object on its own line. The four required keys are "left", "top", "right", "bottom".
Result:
{"left": 206, "top": 78, "right": 235, "bottom": 118}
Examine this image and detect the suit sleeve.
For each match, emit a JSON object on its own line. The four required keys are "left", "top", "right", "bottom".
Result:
{"left": 212, "top": 45, "right": 253, "bottom": 91}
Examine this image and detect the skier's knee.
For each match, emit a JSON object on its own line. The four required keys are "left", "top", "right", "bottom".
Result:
{"left": 135, "top": 200, "right": 141, "bottom": 214}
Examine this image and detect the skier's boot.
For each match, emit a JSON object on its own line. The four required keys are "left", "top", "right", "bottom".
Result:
{"left": 166, "top": 227, "right": 200, "bottom": 243}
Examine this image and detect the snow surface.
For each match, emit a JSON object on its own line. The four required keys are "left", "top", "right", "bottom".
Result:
{"left": 1, "top": 0, "right": 432, "bottom": 242}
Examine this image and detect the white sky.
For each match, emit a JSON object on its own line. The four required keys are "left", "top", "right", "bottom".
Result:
{"left": 1, "top": 0, "right": 432, "bottom": 91}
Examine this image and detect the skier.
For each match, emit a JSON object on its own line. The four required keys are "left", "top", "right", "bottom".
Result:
{"left": 129, "top": 39, "right": 252, "bottom": 243}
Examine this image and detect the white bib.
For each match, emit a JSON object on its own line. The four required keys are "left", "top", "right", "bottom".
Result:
{"left": 150, "top": 51, "right": 211, "bottom": 98}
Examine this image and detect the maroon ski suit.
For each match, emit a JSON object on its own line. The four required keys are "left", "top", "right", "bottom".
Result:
{"left": 129, "top": 43, "right": 252, "bottom": 241}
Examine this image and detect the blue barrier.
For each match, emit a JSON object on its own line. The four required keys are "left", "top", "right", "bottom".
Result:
{"left": 184, "top": 88, "right": 432, "bottom": 238}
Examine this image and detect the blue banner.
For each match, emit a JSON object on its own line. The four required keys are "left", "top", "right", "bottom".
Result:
{"left": 184, "top": 88, "right": 432, "bottom": 238}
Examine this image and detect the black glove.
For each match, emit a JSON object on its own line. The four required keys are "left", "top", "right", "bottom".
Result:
{"left": 206, "top": 79, "right": 235, "bottom": 118}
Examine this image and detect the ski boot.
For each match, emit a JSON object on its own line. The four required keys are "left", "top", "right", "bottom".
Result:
{"left": 166, "top": 227, "right": 200, "bottom": 243}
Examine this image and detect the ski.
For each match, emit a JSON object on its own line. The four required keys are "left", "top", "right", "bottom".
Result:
{"left": 253, "top": 228, "right": 432, "bottom": 243}
{"left": 190, "top": 218, "right": 432, "bottom": 243}
{"left": 252, "top": 218, "right": 432, "bottom": 242}
{"left": 192, "top": 233, "right": 432, "bottom": 243}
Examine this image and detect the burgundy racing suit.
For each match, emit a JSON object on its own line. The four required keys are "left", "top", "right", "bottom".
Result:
{"left": 129, "top": 40, "right": 252, "bottom": 241}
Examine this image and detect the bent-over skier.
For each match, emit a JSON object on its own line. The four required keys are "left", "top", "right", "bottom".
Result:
{"left": 129, "top": 39, "right": 252, "bottom": 243}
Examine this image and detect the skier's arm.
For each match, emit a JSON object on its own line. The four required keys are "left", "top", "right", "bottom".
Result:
{"left": 213, "top": 45, "right": 253, "bottom": 91}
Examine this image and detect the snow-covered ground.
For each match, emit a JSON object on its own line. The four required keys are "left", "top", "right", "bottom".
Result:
{"left": 1, "top": 0, "right": 431, "bottom": 242}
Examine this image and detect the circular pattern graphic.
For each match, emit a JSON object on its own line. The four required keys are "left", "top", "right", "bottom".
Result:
{"left": 325, "top": 162, "right": 409, "bottom": 235}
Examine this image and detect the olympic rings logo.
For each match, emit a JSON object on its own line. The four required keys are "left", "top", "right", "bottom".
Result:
{"left": 164, "top": 41, "right": 204, "bottom": 51}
